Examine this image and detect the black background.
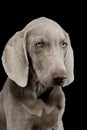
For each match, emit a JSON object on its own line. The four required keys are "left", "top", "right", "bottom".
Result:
{"left": 0, "top": 1, "right": 85, "bottom": 130}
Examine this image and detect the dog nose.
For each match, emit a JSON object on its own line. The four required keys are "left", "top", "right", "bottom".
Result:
{"left": 52, "top": 72, "right": 67, "bottom": 85}
{"left": 53, "top": 76, "right": 66, "bottom": 85}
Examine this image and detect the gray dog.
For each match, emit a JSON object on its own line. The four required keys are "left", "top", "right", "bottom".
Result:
{"left": 0, "top": 17, "right": 74, "bottom": 130}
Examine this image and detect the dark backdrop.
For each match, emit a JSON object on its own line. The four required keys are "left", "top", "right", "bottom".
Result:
{"left": 0, "top": 2, "right": 85, "bottom": 130}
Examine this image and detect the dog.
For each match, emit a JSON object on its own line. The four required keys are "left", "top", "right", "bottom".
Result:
{"left": 0, "top": 17, "right": 74, "bottom": 130}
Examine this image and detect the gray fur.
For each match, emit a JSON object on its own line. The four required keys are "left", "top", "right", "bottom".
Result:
{"left": 0, "top": 17, "right": 74, "bottom": 130}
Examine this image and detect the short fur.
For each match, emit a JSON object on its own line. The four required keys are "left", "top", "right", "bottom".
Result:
{"left": 0, "top": 17, "right": 74, "bottom": 130}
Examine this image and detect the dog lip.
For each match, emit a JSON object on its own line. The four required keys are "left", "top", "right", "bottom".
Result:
{"left": 38, "top": 87, "right": 53, "bottom": 102}
{"left": 39, "top": 78, "right": 65, "bottom": 88}
{"left": 53, "top": 80, "right": 65, "bottom": 87}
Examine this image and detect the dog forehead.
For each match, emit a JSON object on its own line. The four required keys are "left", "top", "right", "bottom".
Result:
{"left": 24, "top": 17, "right": 66, "bottom": 38}
{"left": 30, "top": 26, "right": 66, "bottom": 42}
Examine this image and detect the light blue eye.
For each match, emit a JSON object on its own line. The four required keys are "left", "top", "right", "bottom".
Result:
{"left": 62, "top": 42, "right": 68, "bottom": 48}
{"left": 35, "top": 42, "right": 45, "bottom": 48}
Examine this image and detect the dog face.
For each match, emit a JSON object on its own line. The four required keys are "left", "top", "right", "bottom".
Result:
{"left": 27, "top": 23, "right": 70, "bottom": 88}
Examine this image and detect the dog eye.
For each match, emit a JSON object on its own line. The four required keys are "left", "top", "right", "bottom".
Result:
{"left": 62, "top": 42, "right": 68, "bottom": 48}
{"left": 35, "top": 42, "right": 45, "bottom": 48}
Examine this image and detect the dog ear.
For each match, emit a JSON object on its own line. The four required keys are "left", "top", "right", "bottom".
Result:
{"left": 2, "top": 31, "right": 29, "bottom": 87}
{"left": 64, "top": 36, "right": 74, "bottom": 86}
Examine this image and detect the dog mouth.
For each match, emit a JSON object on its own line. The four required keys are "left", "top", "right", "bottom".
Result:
{"left": 36, "top": 77, "right": 64, "bottom": 101}
{"left": 38, "top": 87, "right": 53, "bottom": 102}
{"left": 40, "top": 79, "right": 64, "bottom": 88}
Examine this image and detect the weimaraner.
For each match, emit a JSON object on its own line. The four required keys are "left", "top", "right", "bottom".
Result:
{"left": 0, "top": 17, "right": 74, "bottom": 130}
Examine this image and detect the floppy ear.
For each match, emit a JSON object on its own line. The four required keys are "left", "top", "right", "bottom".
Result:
{"left": 2, "top": 31, "right": 29, "bottom": 87}
{"left": 64, "top": 38, "right": 74, "bottom": 86}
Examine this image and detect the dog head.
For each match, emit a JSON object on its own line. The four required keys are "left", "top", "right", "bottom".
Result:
{"left": 2, "top": 17, "right": 74, "bottom": 88}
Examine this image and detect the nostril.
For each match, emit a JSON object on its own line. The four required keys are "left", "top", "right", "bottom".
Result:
{"left": 53, "top": 77, "right": 67, "bottom": 85}
{"left": 51, "top": 71, "right": 67, "bottom": 85}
